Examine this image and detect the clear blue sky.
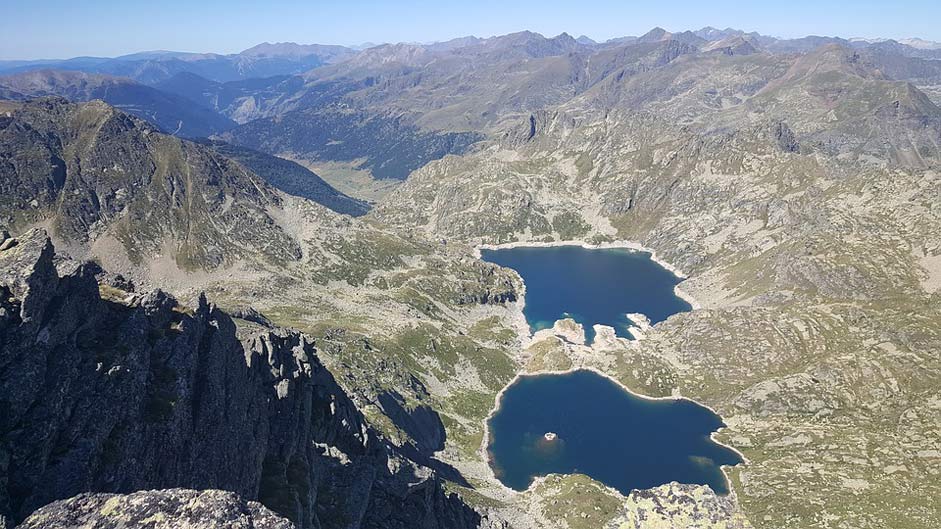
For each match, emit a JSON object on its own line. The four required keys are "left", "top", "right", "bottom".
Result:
{"left": 1, "top": 0, "right": 939, "bottom": 60}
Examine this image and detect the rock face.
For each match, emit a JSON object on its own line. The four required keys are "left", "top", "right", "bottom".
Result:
{"left": 18, "top": 489, "right": 295, "bottom": 529}
{"left": 0, "top": 229, "right": 484, "bottom": 529}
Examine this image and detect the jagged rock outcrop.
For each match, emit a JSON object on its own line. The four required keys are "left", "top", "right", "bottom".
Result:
{"left": 503, "top": 110, "right": 580, "bottom": 147}
{"left": 18, "top": 489, "right": 295, "bottom": 529}
{"left": 702, "top": 36, "right": 759, "bottom": 56}
{"left": 0, "top": 229, "right": 486, "bottom": 529}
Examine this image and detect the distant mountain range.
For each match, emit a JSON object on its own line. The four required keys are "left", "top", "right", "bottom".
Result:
{"left": 0, "top": 42, "right": 356, "bottom": 84}
{"left": 3, "top": 27, "right": 939, "bottom": 83}
{"left": 3, "top": 26, "right": 941, "bottom": 196}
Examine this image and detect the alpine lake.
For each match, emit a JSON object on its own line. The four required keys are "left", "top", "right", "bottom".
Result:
{"left": 480, "top": 245, "right": 742, "bottom": 495}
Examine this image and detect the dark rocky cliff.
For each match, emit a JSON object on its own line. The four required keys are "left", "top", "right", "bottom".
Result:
{"left": 0, "top": 229, "right": 492, "bottom": 529}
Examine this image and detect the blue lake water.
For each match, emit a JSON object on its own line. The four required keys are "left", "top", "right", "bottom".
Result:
{"left": 487, "top": 370, "right": 742, "bottom": 494}
{"left": 479, "top": 245, "right": 692, "bottom": 343}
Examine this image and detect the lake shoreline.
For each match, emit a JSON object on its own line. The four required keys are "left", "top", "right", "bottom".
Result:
{"left": 473, "top": 239, "right": 744, "bottom": 500}
{"left": 474, "top": 239, "right": 702, "bottom": 310}
{"left": 480, "top": 365, "right": 749, "bottom": 498}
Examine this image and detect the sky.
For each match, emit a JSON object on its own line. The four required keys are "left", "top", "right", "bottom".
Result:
{"left": 1, "top": 0, "right": 939, "bottom": 60}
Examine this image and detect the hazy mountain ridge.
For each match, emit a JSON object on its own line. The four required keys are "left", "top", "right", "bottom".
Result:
{"left": 0, "top": 69, "right": 236, "bottom": 137}
{"left": 152, "top": 72, "right": 302, "bottom": 124}
{"left": 5, "top": 26, "right": 939, "bottom": 83}
{"left": 0, "top": 42, "right": 357, "bottom": 84}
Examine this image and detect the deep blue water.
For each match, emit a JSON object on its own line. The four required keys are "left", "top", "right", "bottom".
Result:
{"left": 480, "top": 245, "right": 692, "bottom": 343}
{"left": 487, "top": 370, "right": 742, "bottom": 494}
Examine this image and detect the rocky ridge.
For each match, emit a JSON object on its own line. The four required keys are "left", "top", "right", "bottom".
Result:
{"left": 0, "top": 228, "right": 498, "bottom": 529}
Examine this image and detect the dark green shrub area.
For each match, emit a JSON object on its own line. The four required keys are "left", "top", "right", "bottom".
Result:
{"left": 205, "top": 140, "right": 370, "bottom": 216}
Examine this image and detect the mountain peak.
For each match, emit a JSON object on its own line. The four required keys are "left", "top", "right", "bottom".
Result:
{"left": 898, "top": 37, "right": 941, "bottom": 50}
{"left": 473, "top": 30, "right": 580, "bottom": 58}
{"left": 694, "top": 26, "right": 745, "bottom": 41}
{"left": 240, "top": 42, "right": 319, "bottom": 57}
{"left": 768, "top": 42, "right": 886, "bottom": 88}
{"left": 702, "top": 35, "right": 760, "bottom": 55}
{"left": 347, "top": 42, "right": 435, "bottom": 68}
{"left": 638, "top": 27, "right": 671, "bottom": 43}
{"left": 635, "top": 27, "right": 706, "bottom": 47}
